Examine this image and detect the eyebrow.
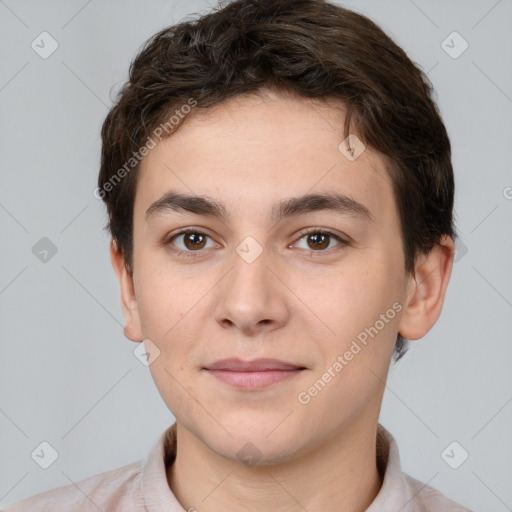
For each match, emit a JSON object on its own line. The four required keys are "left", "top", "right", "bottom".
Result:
{"left": 145, "top": 190, "right": 374, "bottom": 225}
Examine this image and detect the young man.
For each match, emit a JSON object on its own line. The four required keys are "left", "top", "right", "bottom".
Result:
{"left": 5, "top": 0, "right": 473, "bottom": 510}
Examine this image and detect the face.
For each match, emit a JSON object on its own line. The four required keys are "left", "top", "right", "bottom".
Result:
{"left": 112, "top": 90, "right": 444, "bottom": 465}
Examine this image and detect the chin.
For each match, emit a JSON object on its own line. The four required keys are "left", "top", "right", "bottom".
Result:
{"left": 213, "top": 432, "right": 304, "bottom": 467}
{"left": 199, "top": 413, "right": 307, "bottom": 466}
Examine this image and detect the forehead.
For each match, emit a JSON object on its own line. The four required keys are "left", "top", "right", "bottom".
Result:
{"left": 135, "top": 91, "right": 397, "bottom": 229}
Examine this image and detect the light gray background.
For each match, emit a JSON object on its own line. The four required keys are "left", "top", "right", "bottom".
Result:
{"left": 1, "top": 1, "right": 511, "bottom": 510}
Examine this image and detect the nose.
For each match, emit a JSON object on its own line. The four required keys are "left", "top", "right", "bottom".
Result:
{"left": 213, "top": 246, "right": 290, "bottom": 336}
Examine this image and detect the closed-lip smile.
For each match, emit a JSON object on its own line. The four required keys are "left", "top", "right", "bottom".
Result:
{"left": 203, "top": 358, "right": 306, "bottom": 389}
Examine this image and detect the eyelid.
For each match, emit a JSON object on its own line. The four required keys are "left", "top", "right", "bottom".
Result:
{"left": 294, "top": 226, "right": 349, "bottom": 243}
{"left": 164, "top": 227, "right": 220, "bottom": 252}
{"left": 164, "top": 226, "right": 216, "bottom": 243}
{"left": 290, "top": 227, "right": 349, "bottom": 254}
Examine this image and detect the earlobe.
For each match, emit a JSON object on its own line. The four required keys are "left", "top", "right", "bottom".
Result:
{"left": 109, "top": 240, "right": 144, "bottom": 343}
{"left": 398, "top": 235, "right": 455, "bottom": 341}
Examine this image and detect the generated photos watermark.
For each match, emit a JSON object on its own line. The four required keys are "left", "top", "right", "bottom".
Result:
{"left": 297, "top": 301, "right": 403, "bottom": 405}
{"left": 93, "top": 97, "right": 197, "bottom": 200}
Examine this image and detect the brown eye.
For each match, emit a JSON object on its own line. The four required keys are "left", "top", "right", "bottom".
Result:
{"left": 306, "top": 232, "right": 330, "bottom": 250}
{"left": 182, "top": 232, "right": 207, "bottom": 250}
{"left": 166, "top": 229, "right": 216, "bottom": 257}
{"left": 294, "top": 229, "right": 348, "bottom": 254}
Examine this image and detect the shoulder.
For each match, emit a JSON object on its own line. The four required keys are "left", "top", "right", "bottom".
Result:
{"left": 404, "top": 472, "right": 474, "bottom": 512}
{"left": 3, "top": 459, "right": 145, "bottom": 512}
{"left": 376, "top": 424, "right": 473, "bottom": 512}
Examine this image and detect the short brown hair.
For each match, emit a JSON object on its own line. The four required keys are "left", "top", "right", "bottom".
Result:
{"left": 98, "top": 0, "right": 457, "bottom": 361}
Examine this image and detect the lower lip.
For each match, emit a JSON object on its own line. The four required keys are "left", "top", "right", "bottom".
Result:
{"left": 206, "top": 369, "right": 304, "bottom": 389}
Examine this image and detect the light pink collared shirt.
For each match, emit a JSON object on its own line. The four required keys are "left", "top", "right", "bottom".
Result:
{"left": 4, "top": 423, "right": 473, "bottom": 511}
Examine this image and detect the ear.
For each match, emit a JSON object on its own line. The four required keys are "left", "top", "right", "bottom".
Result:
{"left": 398, "top": 235, "right": 455, "bottom": 341}
{"left": 110, "top": 240, "right": 143, "bottom": 343}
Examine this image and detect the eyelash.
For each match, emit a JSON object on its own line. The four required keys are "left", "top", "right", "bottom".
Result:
{"left": 164, "top": 227, "right": 349, "bottom": 259}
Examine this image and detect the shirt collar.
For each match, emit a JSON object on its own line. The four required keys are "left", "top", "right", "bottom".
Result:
{"left": 140, "top": 422, "right": 180, "bottom": 511}
{"left": 367, "top": 423, "right": 416, "bottom": 511}
{"left": 141, "top": 422, "right": 413, "bottom": 511}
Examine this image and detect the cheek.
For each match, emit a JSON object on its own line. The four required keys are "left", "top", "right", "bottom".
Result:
{"left": 135, "top": 264, "right": 194, "bottom": 336}
{"left": 298, "top": 261, "right": 401, "bottom": 369}
{"left": 295, "top": 263, "right": 385, "bottom": 333}
{"left": 140, "top": 290, "right": 202, "bottom": 416}
{"left": 135, "top": 264, "right": 217, "bottom": 360}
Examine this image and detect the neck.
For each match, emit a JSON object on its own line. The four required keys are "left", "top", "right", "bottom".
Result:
{"left": 167, "top": 418, "right": 383, "bottom": 512}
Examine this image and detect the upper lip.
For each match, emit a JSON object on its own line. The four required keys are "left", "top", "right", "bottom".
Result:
{"left": 204, "top": 358, "right": 305, "bottom": 372}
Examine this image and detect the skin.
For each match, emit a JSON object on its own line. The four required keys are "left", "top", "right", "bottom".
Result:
{"left": 110, "top": 89, "right": 454, "bottom": 511}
